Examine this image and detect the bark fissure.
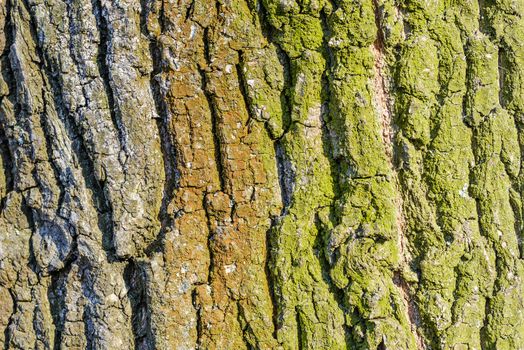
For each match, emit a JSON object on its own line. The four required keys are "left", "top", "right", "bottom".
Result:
{"left": 265, "top": 216, "right": 280, "bottom": 342}
{"left": 3, "top": 288, "right": 16, "bottom": 350}
{"left": 274, "top": 141, "right": 294, "bottom": 213}
{"left": 192, "top": 287, "right": 204, "bottom": 349}
{"left": 295, "top": 307, "right": 303, "bottom": 350}
{"left": 141, "top": 1, "right": 179, "bottom": 256}
{"left": 0, "top": 0, "right": 15, "bottom": 206}
{"left": 92, "top": 0, "right": 128, "bottom": 168}
{"left": 202, "top": 193, "right": 216, "bottom": 287}
{"left": 372, "top": 2, "right": 424, "bottom": 348}
{"left": 48, "top": 269, "right": 67, "bottom": 350}
{"left": 124, "top": 260, "right": 154, "bottom": 350}
{"left": 198, "top": 42, "right": 225, "bottom": 191}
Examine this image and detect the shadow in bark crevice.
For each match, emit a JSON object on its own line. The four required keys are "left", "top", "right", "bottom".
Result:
{"left": 123, "top": 260, "right": 154, "bottom": 350}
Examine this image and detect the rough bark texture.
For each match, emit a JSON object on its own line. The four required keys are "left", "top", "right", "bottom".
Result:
{"left": 0, "top": 0, "right": 523, "bottom": 349}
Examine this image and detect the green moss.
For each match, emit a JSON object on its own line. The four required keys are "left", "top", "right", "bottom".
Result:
{"left": 329, "top": 1, "right": 376, "bottom": 48}
{"left": 397, "top": 35, "right": 440, "bottom": 101}
{"left": 276, "top": 15, "right": 324, "bottom": 58}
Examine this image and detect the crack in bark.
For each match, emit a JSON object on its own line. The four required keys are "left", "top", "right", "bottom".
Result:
{"left": 3, "top": 288, "right": 16, "bottom": 350}
{"left": 48, "top": 268, "right": 68, "bottom": 350}
{"left": 235, "top": 301, "right": 255, "bottom": 350}
{"left": 295, "top": 306, "right": 304, "bottom": 350}
{"left": 0, "top": 0, "right": 15, "bottom": 209}
{"left": 92, "top": 0, "right": 128, "bottom": 169}
{"left": 496, "top": 43, "right": 524, "bottom": 259}
{"left": 58, "top": 0, "right": 118, "bottom": 263}
{"left": 141, "top": 0, "right": 179, "bottom": 256}
{"left": 200, "top": 28, "right": 226, "bottom": 193}
{"left": 274, "top": 141, "right": 295, "bottom": 214}
{"left": 372, "top": 1, "right": 424, "bottom": 348}
{"left": 235, "top": 51, "right": 256, "bottom": 131}
{"left": 192, "top": 288, "right": 204, "bottom": 349}
{"left": 14, "top": 0, "right": 76, "bottom": 275}
{"left": 235, "top": 45, "right": 286, "bottom": 344}
{"left": 124, "top": 260, "right": 154, "bottom": 350}
{"left": 264, "top": 215, "right": 280, "bottom": 342}
{"left": 202, "top": 193, "right": 216, "bottom": 287}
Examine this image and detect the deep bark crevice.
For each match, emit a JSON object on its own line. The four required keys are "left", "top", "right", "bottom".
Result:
{"left": 295, "top": 307, "right": 303, "bottom": 350}
{"left": 274, "top": 141, "right": 294, "bottom": 214}
{"left": 199, "top": 28, "right": 226, "bottom": 193}
{"left": 192, "top": 288, "right": 203, "bottom": 349}
{"left": 3, "top": 288, "right": 16, "bottom": 350}
{"left": 81, "top": 269, "right": 98, "bottom": 350}
{"left": 202, "top": 192, "right": 216, "bottom": 286}
{"left": 48, "top": 267, "right": 69, "bottom": 350}
{"left": 264, "top": 216, "right": 280, "bottom": 341}
{"left": 91, "top": 0, "right": 128, "bottom": 166}
{"left": 140, "top": 0, "right": 179, "bottom": 256}
{"left": 124, "top": 260, "right": 154, "bottom": 350}
{"left": 0, "top": 0, "right": 14, "bottom": 200}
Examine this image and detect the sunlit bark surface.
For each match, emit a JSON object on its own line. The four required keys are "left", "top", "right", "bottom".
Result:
{"left": 1, "top": 0, "right": 524, "bottom": 349}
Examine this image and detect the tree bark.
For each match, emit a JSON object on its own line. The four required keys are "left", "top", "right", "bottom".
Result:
{"left": 0, "top": 0, "right": 523, "bottom": 349}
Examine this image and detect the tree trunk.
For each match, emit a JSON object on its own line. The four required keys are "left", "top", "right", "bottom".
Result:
{"left": 0, "top": 0, "right": 523, "bottom": 349}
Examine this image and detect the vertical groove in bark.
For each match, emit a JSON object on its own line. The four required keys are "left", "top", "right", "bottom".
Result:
{"left": 92, "top": 0, "right": 127, "bottom": 165}
{"left": 124, "top": 260, "right": 153, "bottom": 349}
{"left": 0, "top": 0, "right": 14, "bottom": 209}
{"left": 198, "top": 62, "right": 226, "bottom": 193}
{"left": 92, "top": 0, "right": 123, "bottom": 258}
{"left": 372, "top": 2, "right": 425, "bottom": 348}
